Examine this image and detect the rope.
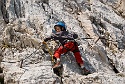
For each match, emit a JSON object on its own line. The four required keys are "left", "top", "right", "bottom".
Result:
{"left": 43, "top": 41, "right": 54, "bottom": 64}
{"left": 43, "top": 41, "right": 65, "bottom": 83}
{"left": 1, "top": 44, "right": 9, "bottom": 50}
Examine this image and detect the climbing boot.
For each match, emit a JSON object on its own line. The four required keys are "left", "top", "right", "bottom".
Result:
{"left": 81, "top": 67, "right": 91, "bottom": 75}
{"left": 53, "top": 62, "right": 63, "bottom": 77}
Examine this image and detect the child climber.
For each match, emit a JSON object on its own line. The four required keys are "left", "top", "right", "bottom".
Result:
{"left": 43, "top": 21, "right": 90, "bottom": 75}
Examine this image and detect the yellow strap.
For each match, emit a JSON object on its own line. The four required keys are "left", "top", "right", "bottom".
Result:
{"left": 43, "top": 41, "right": 54, "bottom": 63}
{"left": 2, "top": 44, "right": 9, "bottom": 48}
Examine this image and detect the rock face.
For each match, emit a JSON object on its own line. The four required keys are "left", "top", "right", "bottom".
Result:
{"left": 0, "top": 0, "right": 125, "bottom": 84}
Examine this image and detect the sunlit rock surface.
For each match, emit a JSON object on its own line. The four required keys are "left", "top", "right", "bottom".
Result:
{"left": 0, "top": 0, "right": 125, "bottom": 84}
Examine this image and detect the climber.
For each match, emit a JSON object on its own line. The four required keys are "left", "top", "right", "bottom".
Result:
{"left": 42, "top": 21, "right": 91, "bottom": 75}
